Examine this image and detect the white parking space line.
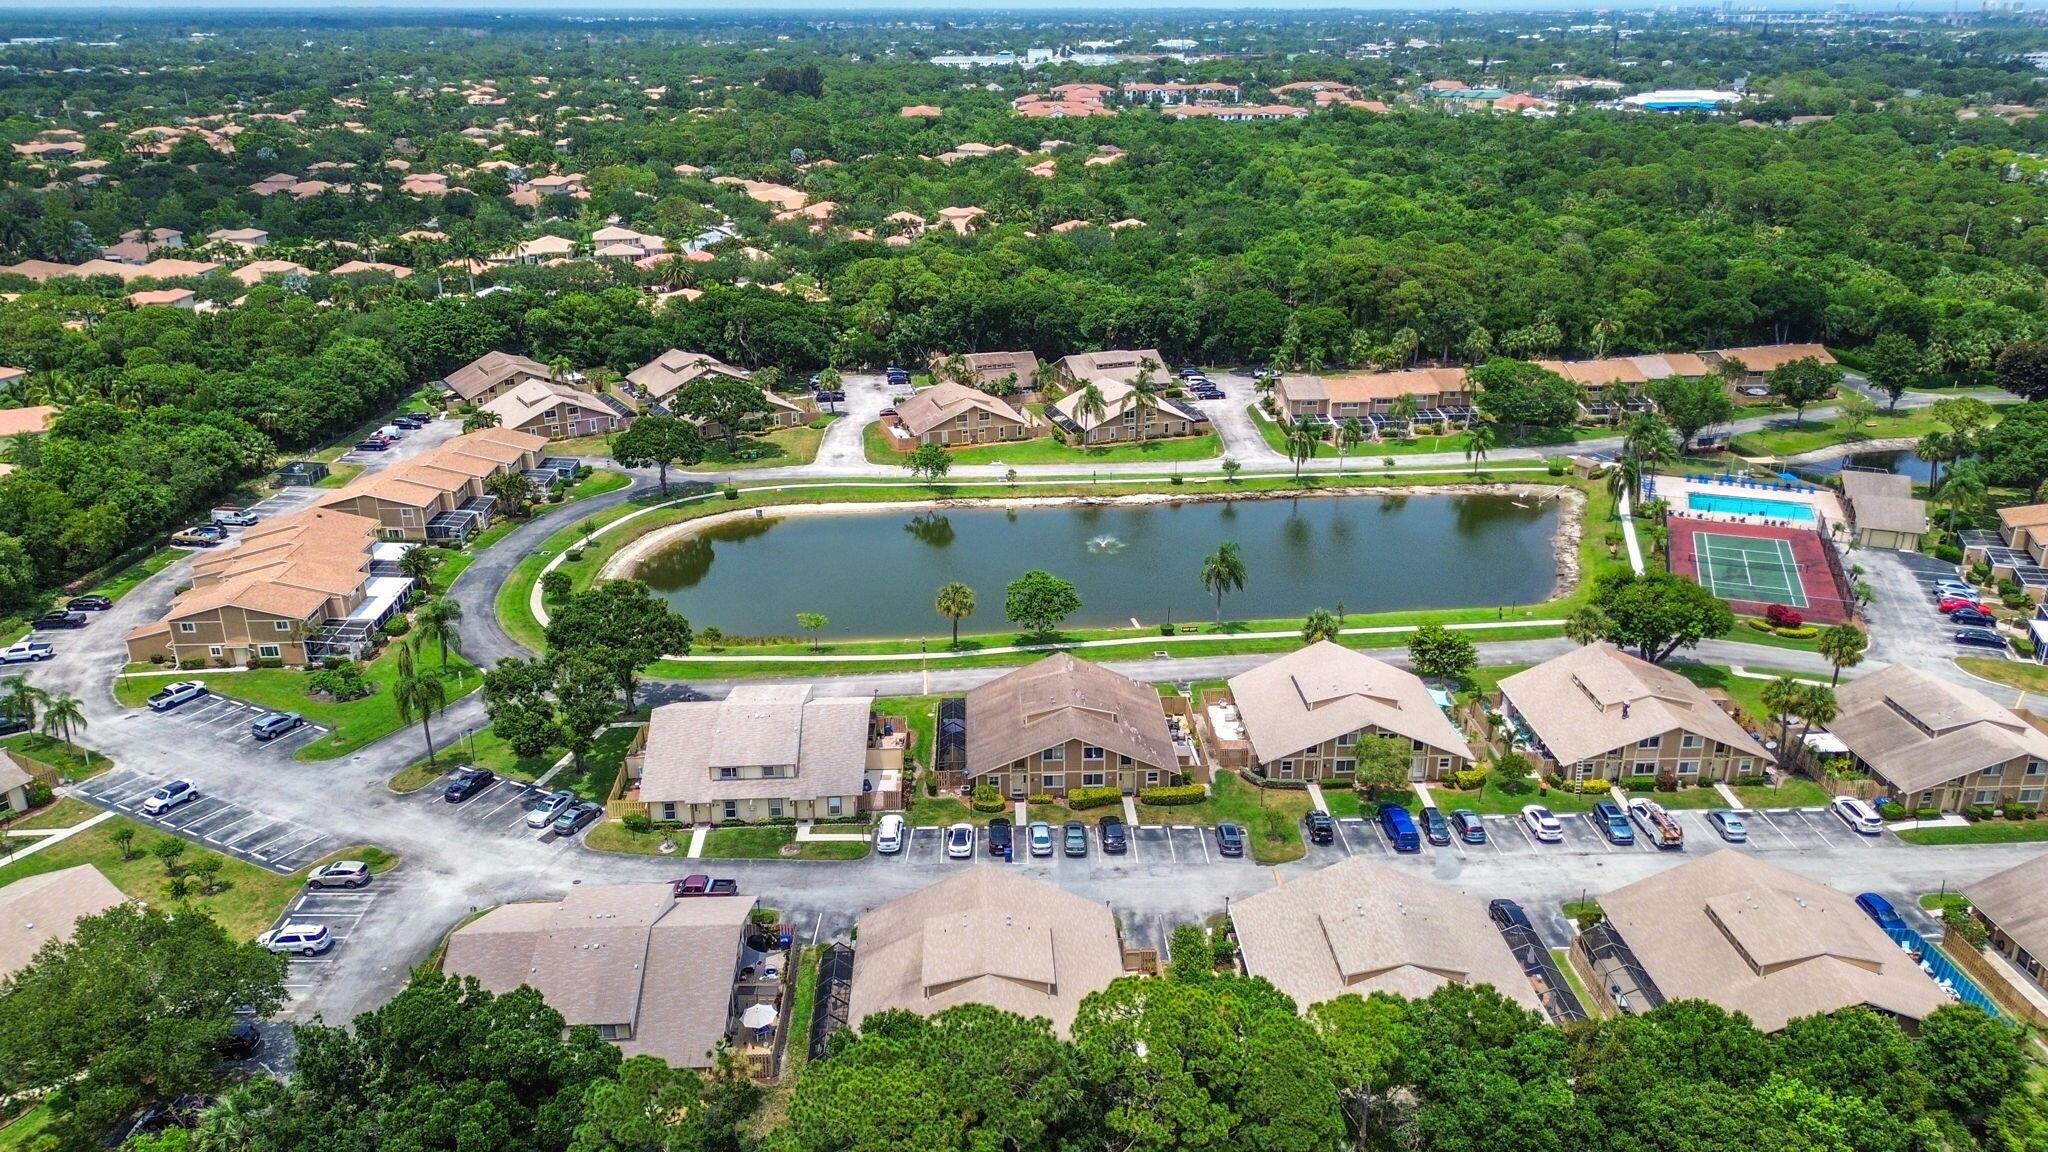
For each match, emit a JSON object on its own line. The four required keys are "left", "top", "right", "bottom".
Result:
{"left": 1795, "top": 808, "right": 1839, "bottom": 847}
{"left": 1508, "top": 817, "right": 1539, "bottom": 851}
{"left": 269, "top": 832, "right": 327, "bottom": 861}
{"left": 204, "top": 814, "right": 264, "bottom": 843}
{"left": 112, "top": 778, "right": 168, "bottom": 805}
{"left": 226, "top": 822, "right": 284, "bottom": 849}
{"left": 1165, "top": 832, "right": 1176, "bottom": 862}
{"left": 1196, "top": 828, "right": 1210, "bottom": 864}
{"left": 1578, "top": 814, "right": 1614, "bottom": 853}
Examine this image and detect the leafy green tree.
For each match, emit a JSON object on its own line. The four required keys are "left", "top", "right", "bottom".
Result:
{"left": 905, "top": 442, "right": 952, "bottom": 484}
{"left": 0, "top": 904, "right": 285, "bottom": 1150}
{"left": 1004, "top": 570, "right": 1081, "bottom": 636}
{"left": 1300, "top": 607, "right": 1340, "bottom": 644}
{"left": 608, "top": 414, "right": 705, "bottom": 495}
{"left": 796, "top": 611, "right": 829, "bottom": 650}
{"left": 1584, "top": 570, "right": 1735, "bottom": 664}
{"left": 1647, "top": 375, "right": 1737, "bottom": 451}
{"left": 1406, "top": 623, "right": 1477, "bottom": 681}
{"left": 552, "top": 655, "right": 620, "bottom": 774}
{"left": 1994, "top": 341, "right": 2048, "bottom": 403}
{"left": 1766, "top": 357, "right": 1844, "bottom": 426}
{"left": 785, "top": 1006, "right": 1093, "bottom": 1152}
{"left": 397, "top": 543, "right": 440, "bottom": 590}
{"left": 675, "top": 377, "right": 771, "bottom": 452}
{"left": 1310, "top": 992, "right": 1415, "bottom": 1138}
{"left": 1918, "top": 1004, "right": 2026, "bottom": 1119}
{"left": 1351, "top": 734, "right": 1412, "bottom": 796}
{"left": 934, "top": 581, "right": 976, "bottom": 647}
{"left": 570, "top": 1053, "right": 759, "bottom": 1152}
{"left": 1777, "top": 1006, "right": 1929, "bottom": 1119}
{"left": 1199, "top": 540, "right": 1248, "bottom": 623}
{"left": 1864, "top": 332, "right": 1924, "bottom": 411}
{"left": 462, "top": 406, "right": 502, "bottom": 432}
{"left": 546, "top": 579, "right": 693, "bottom": 710}
{"left": 1167, "top": 923, "right": 1214, "bottom": 984}
{"left": 1470, "top": 359, "right": 1579, "bottom": 438}
{"left": 1070, "top": 975, "right": 1344, "bottom": 1152}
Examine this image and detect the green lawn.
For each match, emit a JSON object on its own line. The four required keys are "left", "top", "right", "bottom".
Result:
{"left": 390, "top": 722, "right": 562, "bottom": 792}
{"left": 7, "top": 796, "right": 99, "bottom": 830}
{"left": 81, "top": 545, "right": 183, "bottom": 602}
{"left": 1957, "top": 658, "right": 2048, "bottom": 695}
{"left": 1728, "top": 406, "right": 2005, "bottom": 458}
{"left": 0, "top": 733, "right": 113, "bottom": 781}
{"left": 0, "top": 815, "right": 305, "bottom": 940}
{"left": 1137, "top": 770, "right": 1308, "bottom": 864}
{"left": 562, "top": 725, "right": 638, "bottom": 803}
{"left": 1249, "top": 404, "right": 1608, "bottom": 460}
{"left": 0, "top": 1104, "right": 52, "bottom": 1152}
{"left": 1669, "top": 662, "right": 1821, "bottom": 726}
{"left": 702, "top": 825, "right": 871, "bottom": 861}
{"left": 863, "top": 419, "right": 1223, "bottom": 466}
{"left": 115, "top": 646, "right": 482, "bottom": 762}
{"left": 692, "top": 422, "right": 830, "bottom": 471}
{"left": 1552, "top": 949, "right": 1600, "bottom": 1016}
{"left": 1896, "top": 820, "right": 2048, "bottom": 846}
{"left": 1731, "top": 778, "right": 1832, "bottom": 808}
{"left": 1432, "top": 776, "right": 1608, "bottom": 815}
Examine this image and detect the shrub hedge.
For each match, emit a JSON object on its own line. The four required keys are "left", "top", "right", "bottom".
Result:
{"left": 1066, "top": 786, "right": 1123, "bottom": 810}
{"left": 1139, "top": 784, "right": 1206, "bottom": 806}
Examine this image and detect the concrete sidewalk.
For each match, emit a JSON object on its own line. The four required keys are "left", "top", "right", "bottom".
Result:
{"left": 1, "top": 808, "right": 115, "bottom": 864}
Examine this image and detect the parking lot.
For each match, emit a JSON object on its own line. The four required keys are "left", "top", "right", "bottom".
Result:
{"left": 75, "top": 767, "right": 341, "bottom": 873}
{"left": 267, "top": 870, "right": 409, "bottom": 1018}
{"left": 135, "top": 691, "right": 330, "bottom": 756}
{"left": 397, "top": 765, "right": 603, "bottom": 850}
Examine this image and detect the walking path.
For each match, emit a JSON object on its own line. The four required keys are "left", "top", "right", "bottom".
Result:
{"left": 1306, "top": 782, "right": 1330, "bottom": 814}
{"left": 0, "top": 808, "right": 115, "bottom": 863}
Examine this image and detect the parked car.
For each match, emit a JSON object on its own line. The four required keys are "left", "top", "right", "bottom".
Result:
{"left": 550, "top": 800, "right": 602, "bottom": 836}
{"left": 1856, "top": 891, "right": 1907, "bottom": 931}
{"left": 673, "top": 874, "right": 740, "bottom": 897}
{"left": 875, "top": 813, "right": 905, "bottom": 854}
{"left": 1027, "top": 821, "right": 1055, "bottom": 858}
{"left": 0, "top": 714, "right": 27, "bottom": 737}
{"left": 525, "top": 789, "right": 576, "bottom": 829}
{"left": 1177, "top": 367, "right": 1204, "bottom": 378}
{"left": 1488, "top": 898, "right": 1535, "bottom": 934}
{"left": 1955, "top": 627, "right": 2009, "bottom": 651}
{"left": 1952, "top": 606, "right": 1997, "bottom": 628}
{"left": 250, "top": 711, "right": 304, "bottom": 741}
{"left": 1628, "top": 797, "right": 1686, "bottom": 849}
{"left": 222, "top": 1020, "right": 263, "bottom": 1060}
{"left": 1938, "top": 595, "right": 1987, "bottom": 614}
{"left": 140, "top": 780, "right": 199, "bottom": 816}
{"left": 1933, "top": 579, "right": 1978, "bottom": 598}
{"left": 443, "top": 767, "right": 495, "bottom": 802}
{"left": 1063, "top": 821, "right": 1088, "bottom": 857}
{"left": 171, "top": 525, "right": 226, "bottom": 547}
{"left": 147, "top": 681, "right": 209, "bottom": 712}
{"left": 1707, "top": 808, "right": 1748, "bottom": 842}
{"left": 354, "top": 439, "right": 392, "bottom": 452}
{"left": 1215, "top": 822, "right": 1246, "bottom": 857}
{"left": 210, "top": 507, "right": 259, "bottom": 527}
{"left": 258, "top": 923, "right": 332, "bottom": 957}
{"left": 1831, "top": 795, "right": 1885, "bottom": 835}
{"left": 1303, "top": 809, "right": 1336, "bottom": 844}
{"left": 1451, "top": 809, "right": 1487, "bottom": 845}
{"left": 1378, "top": 803, "right": 1421, "bottom": 853}
{"left": 0, "top": 641, "right": 53, "bottom": 664}
{"left": 306, "top": 860, "right": 371, "bottom": 889}
{"left": 1592, "top": 800, "right": 1636, "bottom": 846}
{"left": 392, "top": 414, "right": 427, "bottom": 429}
{"left": 1420, "top": 806, "right": 1452, "bottom": 846}
{"left": 32, "top": 609, "right": 86, "bottom": 630}
{"left": 945, "top": 823, "right": 975, "bottom": 859}
{"left": 65, "top": 595, "right": 111, "bottom": 612}
{"left": 986, "top": 816, "right": 1012, "bottom": 857}
{"left": 1098, "top": 815, "right": 1128, "bottom": 854}
{"left": 1522, "top": 805, "right": 1564, "bottom": 843}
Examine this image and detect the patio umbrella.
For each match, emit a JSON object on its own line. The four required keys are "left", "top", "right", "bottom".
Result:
{"left": 741, "top": 1003, "right": 778, "bottom": 1029}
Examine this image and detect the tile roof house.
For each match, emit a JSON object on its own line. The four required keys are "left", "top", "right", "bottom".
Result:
{"left": 479, "top": 378, "right": 630, "bottom": 441}
{"left": 0, "top": 406, "right": 59, "bottom": 437}
{"left": 1231, "top": 858, "right": 1542, "bottom": 1012}
{"left": 890, "top": 381, "right": 1038, "bottom": 448}
{"left": 126, "top": 287, "right": 197, "bottom": 309}
{"left": 630, "top": 685, "right": 878, "bottom": 825}
{"left": 1836, "top": 470, "right": 1928, "bottom": 550}
{"left": 443, "top": 350, "right": 555, "bottom": 404}
{"left": 442, "top": 883, "right": 755, "bottom": 1068}
{"left": 1826, "top": 664, "right": 2048, "bottom": 812}
{"left": 0, "top": 865, "right": 127, "bottom": 981}
{"left": 848, "top": 868, "right": 1125, "bottom": 1036}
{"left": 328, "top": 260, "right": 413, "bottom": 278}
{"left": 1496, "top": 643, "right": 1769, "bottom": 784}
{"left": 625, "top": 349, "right": 751, "bottom": 404}
{"left": 1595, "top": 850, "right": 1947, "bottom": 1032}
{"left": 231, "top": 259, "right": 313, "bottom": 287}
{"left": 936, "top": 206, "right": 987, "bottom": 234}
{"left": 962, "top": 653, "right": 1183, "bottom": 798}
{"left": 1227, "top": 642, "right": 1475, "bottom": 784}
{"left": 207, "top": 227, "right": 270, "bottom": 251}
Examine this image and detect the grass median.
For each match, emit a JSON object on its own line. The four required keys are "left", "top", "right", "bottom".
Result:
{"left": 0, "top": 815, "right": 298, "bottom": 940}
{"left": 862, "top": 420, "right": 1223, "bottom": 466}
{"left": 1137, "top": 770, "right": 1306, "bottom": 864}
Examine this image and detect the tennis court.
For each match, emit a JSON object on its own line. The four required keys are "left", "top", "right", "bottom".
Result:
{"left": 1691, "top": 532, "right": 1807, "bottom": 608}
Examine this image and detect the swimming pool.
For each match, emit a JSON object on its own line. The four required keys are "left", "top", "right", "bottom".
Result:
{"left": 1686, "top": 492, "right": 1816, "bottom": 521}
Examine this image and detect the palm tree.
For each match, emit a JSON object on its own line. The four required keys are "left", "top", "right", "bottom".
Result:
{"left": 1623, "top": 413, "right": 1675, "bottom": 470}
{"left": 1915, "top": 430, "right": 1954, "bottom": 497}
{"left": 414, "top": 597, "right": 463, "bottom": 666}
{"left": 1815, "top": 624, "right": 1868, "bottom": 686}
{"left": 1791, "top": 683, "right": 1837, "bottom": 767}
{"left": 934, "top": 581, "right": 976, "bottom": 647}
{"left": 486, "top": 470, "right": 540, "bottom": 518}
{"left": 1074, "top": 383, "right": 1109, "bottom": 435}
{"left": 1199, "top": 541, "right": 1249, "bottom": 624}
{"left": 462, "top": 407, "right": 502, "bottom": 432}
{"left": 1760, "top": 676, "right": 1804, "bottom": 772}
{"left": 1389, "top": 392, "right": 1420, "bottom": 436}
{"left": 1335, "top": 417, "right": 1365, "bottom": 472}
{"left": 1606, "top": 460, "right": 1634, "bottom": 519}
{"left": 392, "top": 643, "right": 448, "bottom": 767}
{"left": 1301, "top": 607, "right": 1340, "bottom": 644}
{"left": 1563, "top": 605, "right": 1609, "bottom": 647}
{"left": 1127, "top": 373, "right": 1163, "bottom": 440}
{"left": 548, "top": 357, "right": 575, "bottom": 385}
{"left": 397, "top": 544, "right": 439, "bottom": 591}
{"left": 39, "top": 691, "right": 85, "bottom": 756}
{"left": 1, "top": 676, "right": 48, "bottom": 729}
{"left": 1285, "top": 421, "right": 1319, "bottom": 478}
{"left": 1464, "top": 422, "right": 1496, "bottom": 473}
{"left": 1940, "top": 466, "right": 1988, "bottom": 531}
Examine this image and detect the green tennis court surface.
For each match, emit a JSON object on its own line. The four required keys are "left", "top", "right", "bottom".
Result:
{"left": 1692, "top": 533, "right": 1807, "bottom": 607}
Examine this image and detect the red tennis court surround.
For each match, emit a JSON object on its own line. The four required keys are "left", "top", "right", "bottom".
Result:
{"left": 1665, "top": 515, "right": 1854, "bottom": 625}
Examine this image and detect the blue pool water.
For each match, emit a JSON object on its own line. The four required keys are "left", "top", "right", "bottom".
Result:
{"left": 1686, "top": 492, "right": 1816, "bottom": 521}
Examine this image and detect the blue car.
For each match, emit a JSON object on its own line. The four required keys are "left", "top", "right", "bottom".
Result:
{"left": 1377, "top": 803, "right": 1421, "bottom": 853}
{"left": 1592, "top": 800, "right": 1636, "bottom": 846}
{"left": 1856, "top": 892, "right": 1907, "bottom": 932}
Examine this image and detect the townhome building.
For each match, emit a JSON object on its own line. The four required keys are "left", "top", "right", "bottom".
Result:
{"left": 624, "top": 348, "right": 753, "bottom": 405}
{"left": 891, "top": 381, "right": 1039, "bottom": 448}
{"left": 1272, "top": 368, "right": 1473, "bottom": 435}
{"left": 479, "top": 378, "right": 632, "bottom": 441}
{"left": 1047, "top": 379, "right": 1207, "bottom": 445}
{"left": 627, "top": 685, "right": 901, "bottom": 825}
{"left": 1825, "top": 664, "right": 2048, "bottom": 813}
{"left": 443, "top": 350, "right": 556, "bottom": 405}
{"left": 1226, "top": 642, "right": 1475, "bottom": 784}
{"left": 316, "top": 427, "right": 548, "bottom": 542}
{"left": 960, "top": 653, "right": 1187, "bottom": 798}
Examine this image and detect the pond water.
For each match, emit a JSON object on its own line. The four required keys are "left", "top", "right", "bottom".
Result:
{"left": 1794, "top": 449, "right": 1937, "bottom": 484}
{"left": 633, "top": 494, "right": 1563, "bottom": 639}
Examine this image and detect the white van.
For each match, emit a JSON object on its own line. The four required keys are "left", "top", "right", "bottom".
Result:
{"left": 1830, "top": 795, "right": 1884, "bottom": 836}
{"left": 875, "top": 813, "right": 905, "bottom": 855}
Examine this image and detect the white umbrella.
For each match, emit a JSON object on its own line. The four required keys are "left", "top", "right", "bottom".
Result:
{"left": 740, "top": 1003, "right": 778, "bottom": 1029}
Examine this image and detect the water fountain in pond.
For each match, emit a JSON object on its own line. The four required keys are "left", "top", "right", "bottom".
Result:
{"left": 1086, "top": 534, "right": 1126, "bottom": 553}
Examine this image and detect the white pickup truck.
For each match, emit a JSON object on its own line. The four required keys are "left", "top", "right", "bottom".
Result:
{"left": 0, "top": 640, "right": 55, "bottom": 664}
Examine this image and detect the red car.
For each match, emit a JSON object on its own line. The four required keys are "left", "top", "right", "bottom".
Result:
{"left": 1939, "top": 596, "right": 1988, "bottom": 614}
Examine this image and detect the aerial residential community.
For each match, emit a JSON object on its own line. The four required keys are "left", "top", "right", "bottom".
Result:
{"left": 10, "top": 5, "right": 2048, "bottom": 1151}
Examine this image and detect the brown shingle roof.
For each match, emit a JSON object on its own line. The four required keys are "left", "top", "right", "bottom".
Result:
{"left": 1827, "top": 665, "right": 2048, "bottom": 796}
{"left": 1227, "top": 642, "right": 1476, "bottom": 765}
{"left": 0, "top": 865, "right": 127, "bottom": 980}
{"left": 965, "top": 653, "right": 1176, "bottom": 773}
{"left": 893, "top": 381, "right": 1029, "bottom": 437}
{"left": 625, "top": 349, "right": 749, "bottom": 401}
{"left": 1964, "top": 855, "right": 2048, "bottom": 967}
{"left": 1497, "top": 643, "right": 1767, "bottom": 767}
{"left": 444, "top": 350, "right": 553, "bottom": 401}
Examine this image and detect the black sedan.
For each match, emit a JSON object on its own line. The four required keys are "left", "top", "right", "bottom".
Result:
{"left": 66, "top": 595, "right": 112, "bottom": 612}
{"left": 1488, "top": 899, "right": 1535, "bottom": 934}
{"left": 986, "top": 817, "right": 1013, "bottom": 857}
{"left": 32, "top": 610, "right": 87, "bottom": 630}
{"left": 1097, "top": 814, "right": 1128, "bottom": 854}
{"left": 443, "top": 767, "right": 496, "bottom": 802}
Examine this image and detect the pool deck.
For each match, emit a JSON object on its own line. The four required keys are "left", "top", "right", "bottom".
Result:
{"left": 1656, "top": 473, "right": 1844, "bottom": 530}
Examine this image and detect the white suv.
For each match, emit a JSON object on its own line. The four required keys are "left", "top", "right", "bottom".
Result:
{"left": 1830, "top": 795, "right": 1884, "bottom": 836}
{"left": 257, "top": 922, "right": 333, "bottom": 956}
{"left": 875, "top": 814, "right": 905, "bottom": 854}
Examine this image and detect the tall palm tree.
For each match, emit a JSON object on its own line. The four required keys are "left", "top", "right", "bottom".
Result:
{"left": 1941, "top": 467, "right": 1988, "bottom": 531}
{"left": 38, "top": 691, "right": 85, "bottom": 757}
{"left": 1606, "top": 459, "right": 1635, "bottom": 518}
{"left": 934, "top": 581, "right": 976, "bottom": 647}
{"left": 1301, "top": 607, "right": 1340, "bottom": 644}
{"left": 392, "top": 643, "right": 448, "bottom": 767}
{"left": 1464, "top": 422, "right": 1497, "bottom": 474}
{"left": 1127, "top": 373, "right": 1163, "bottom": 440}
{"left": 1, "top": 676, "right": 48, "bottom": 729}
{"left": 1815, "top": 624, "right": 1868, "bottom": 686}
{"left": 1285, "top": 421, "right": 1319, "bottom": 478}
{"left": 1791, "top": 683, "right": 1837, "bottom": 767}
{"left": 462, "top": 407, "right": 502, "bottom": 432}
{"left": 1915, "top": 430, "right": 1954, "bottom": 497}
{"left": 1623, "top": 413, "right": 1675, "bottom": 470}
{"left": 1335, "top": 417, "right": 1365, "bottom": 472}
{"left": 1389, "top": 392, "right": 1420, "bottom": 435}
{"left": 1074, "top": 383, "right": 1109, "bottom": 435}
{"left": 1199, "top": 541, "right": 1249, "bottom": 624}
{"left": 414, "top": 597, "right": 463, "bottom": 667}
{"left": 397, "top": 544, "right": 439, "bottom": 591}
{"left": 1760, "top": 676, "right": 1804, "bottom": 772}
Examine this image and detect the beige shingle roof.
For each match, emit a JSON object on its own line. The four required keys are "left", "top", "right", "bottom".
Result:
{"left": 966, "top": 653, "right": 1176, "bottom": 773}
{"left": 0, "top": 865, "right": 127, "bottom": 980}
{"left": 638, "top": 685, "right": 871, "bottom": 805}
{"left": 480, "top": 378, "right": 614, "bottom": 430}
{"left": 443, "top": 884, "right": 753, "bottom": 1068}
{"left": 1602, "top": 849, "right": 1948, "bottom": 1032}
{"left": 1497, "top": 643, "right": 1767, "bottom": 767}
{"left": 1964, "top": 855, "right": 2048, "bottom": 966}
{"left": 1228, "top": 642, "right": 1475, "bottom": 764}
{"left": 444, "top": 350, "right": 553, "bottom": 401}
{"left": 1231, "top": 858, "right": 1541, "bottom": 1012}
{"left": 893, "top": 381, "right": 1029, "bottom": 437}
{"left": 625, "top": 349, "right": 749, "bottom": 401}
{"left": 1828, "top": 665, "right": 2048, "bottom": 796}
{"left": 1057, "top": 348, "right": 1164, "bottom": 386}
{"left": 848, "top": 868, "right": 1123, "bottom": 1035}
{"left": 1839, "top": 471, "right": 1928, "bottom": 536}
